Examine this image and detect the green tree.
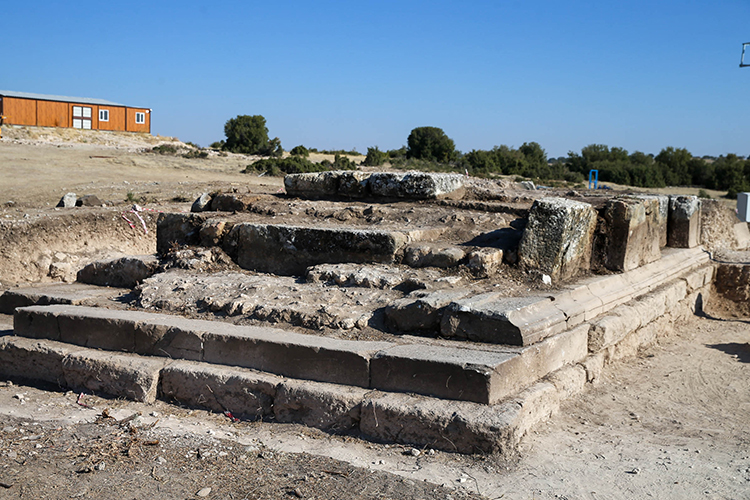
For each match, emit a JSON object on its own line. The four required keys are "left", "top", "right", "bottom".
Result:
{"left": 223, "top": 115, "right": 279, "bottom": 155}
{"left": 406, "top": 127, "right": 456, "bottom": 162}
{"left": 655, "top": 147, "right": 692, "bottom": 186}
{"left": 363, "top": 146, "right": 388, "bottom": 166}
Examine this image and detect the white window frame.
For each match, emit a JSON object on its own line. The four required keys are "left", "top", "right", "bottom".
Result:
{"left": 135, "top": 112, "right": 145, "bottom": 124}
{"left": 99, "top": 109, "right": 109, "bottom": 122}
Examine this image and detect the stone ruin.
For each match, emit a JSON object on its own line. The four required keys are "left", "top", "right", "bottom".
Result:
{"left": 1, "top": 169, "right": 744, "bottom": 455}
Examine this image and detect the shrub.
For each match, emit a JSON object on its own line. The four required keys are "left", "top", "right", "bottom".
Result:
{"left": 697, "top": 189, "right": 711, "bottom": 199}
{"left": 363, "top": 146, "right": 388, "bottom": 166}
{"left": 150, "top": 144, "right": 178, "bottom": 155}
{"left": 289, "top": 145, "right": 310, "bottom": 157}
{"left": 183, "top": 149, "right": 209, "bottom": 159}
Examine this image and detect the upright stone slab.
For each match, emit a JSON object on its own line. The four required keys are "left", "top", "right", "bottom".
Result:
{"left": 234, "top": 223, "right": 408, "bottom": 275}
{"left": 635, "top": 194, "right": 669, "bottom": 247}
{"left": 601, "top": 197, "right": 661, "bottom": 272}
{"left": 668, "top": 195, "right": 701, "bottom": 248}
{"left": 517, "top": 197, "right": 597, "bottom": 281}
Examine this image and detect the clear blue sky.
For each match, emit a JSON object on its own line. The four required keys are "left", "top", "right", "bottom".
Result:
{"left": 2, "top": 1, "right": 749, "bottom": 158}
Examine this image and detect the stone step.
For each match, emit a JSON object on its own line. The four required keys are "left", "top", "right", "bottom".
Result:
{"left": 440, "top": 247, "right": 710, "bottom": 346}
{"left": 0, "top": 283, "right": 123, "bottom": 315}
{"left": 0, "top": 334, "right": 565, "bottom": 454}
{"left": 11, "top": 303, "right": 588, "bottom": 405}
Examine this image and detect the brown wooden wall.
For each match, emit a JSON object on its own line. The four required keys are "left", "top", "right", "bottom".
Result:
{"left": 1, "top": 96, "right": 150, "bottom": 133}
{"left": 2, "top": 97, "right": 36, "bottom": 126}
{"left": 97, "top": 106, "right": 126, "bottom": 131}
{"left": 126, "top": 108, "right": 150, "bottom": 133}
{"left": 38, "top": 101, "right": 69, "bottom": 128}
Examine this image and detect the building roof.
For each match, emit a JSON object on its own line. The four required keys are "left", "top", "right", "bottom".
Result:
{"left": 0, "top": 90, "right": 147, "bottom": 108}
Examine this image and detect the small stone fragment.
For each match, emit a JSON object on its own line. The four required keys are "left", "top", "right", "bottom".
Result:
{"left": 196, "top": 487, "right": 212, "bottom": 497}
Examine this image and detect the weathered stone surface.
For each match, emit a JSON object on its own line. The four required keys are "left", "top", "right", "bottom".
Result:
{"left": 56, "top": 192, "right": 76, "bottom": 208}
{"left": 733, "top": 222, "right": 750, "bottom": 249}
{"left": 336, "top": 171, "right": 371, "bottom": 198}
{"left": 234, "top": 223, "right": 408, "bottom": 275}
{"left": 62, "top": 350, "right": 167, "bottom": 403}
{"left": 600, "top": 197, "right": 661, "bottom": 272}
{"left": 202, "top": 325, "right": 392, "bottom": 388}
{"left": 440, "top": 294, "right": 563, "bottom": 346}
{"left": 76, "top": 194, "right": 103, "bottom": 207}
{"left": 156, "top": 213, "right": 207, "bottom": 254}
{"left": 370, "top": 345, "right": 517, "bottom": 404}
{"left": 668, "top": 195, "right": 701, "bottom": 248}
{"left": 713, "top": 259, "right": 750, "bottom": 315}
{"left": 404, "top": 244, "right": 467, "bottom": 268}
{"left": 384, "top": 289, "right": 471, "bottom": 333}
{"left": 635, "top": 194, "right": 669, "bottom": 247}
{"left": 305, "top": 263, "right": 407, "bottom": 289}
{"left": 359, "top": 392, "right": 519, "bottom": 454}
{"left": 284, "top": 171, "right": 341, "bottom": 198}
{"left": 15, "top": 305, "right": 204, "bottom": 360}
{"left": 518, "top": 197, "right": 597, "bottom": 281}
{"left": 368, "top": 172, "right": 465, "bottom": 200}
{"left": 199, "top": 220, "right": 229, "bottom": 247}
{"left": 160, "top": 361, "right": 279, "bottom": 419}
{"left": 274, "top": 380, "right": 368, "bottom": 432}
{"left": 0, "top": 336, "right": 76, "bottom": 385}
{"left": 191, "top": 193, "right": 212, "bottom": 213}
{"left": 466, "top": 247, "right": 504, "bottom": 275}
{"left": 0, "top": 283, "right": 121, "bottom": 314}
{"left": 209, "top": 193, "right": 256, "bottom": 212}
{"left": 588, "top": 304, "right": 640, "bottom": 352}
{"left": 76, "top": 255, "right": 159, "bottom": 288}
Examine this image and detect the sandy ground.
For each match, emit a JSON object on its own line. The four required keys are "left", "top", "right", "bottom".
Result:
{"left": 0, "top": 130, "right": 748, "bottom": 499}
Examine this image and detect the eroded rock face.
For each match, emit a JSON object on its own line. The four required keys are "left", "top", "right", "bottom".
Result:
{"left": 517, "top": 197, "right": 597, "bottom": 281}
{"left": 191, "top": 193, "right": 211, "bottom": 213}
{"left": 234, "top": 224, "right": 408, "bottom": 275}
{"left": 668, "top": 195, "right": 701, "bottom": 248}
{"left": 57, "top": 193, "right": 77, "bottom": 208}
{"left": 283, "top": 171, "right": 341, "bottom": 198}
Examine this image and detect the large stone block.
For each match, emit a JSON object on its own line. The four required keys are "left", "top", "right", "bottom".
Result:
{"left": 234, "top": 223, "right": 408, "bottom": 275}
{"left": 160, "top": 361, "right": 279, "bottom": 419}
{"left": 635, "top": 195, "right": 669, "bottom": 248}
{"left": 0, "top": 336, "right": 76, "bottom": 385}
{"left": 62, "top": 350, "right": 167, "bottom": 403}
{"left": 0, "top": 283, "right": 121, "bottom": 315}
{"left": 518, "top": 197, "right": 597, "bottom": 281}
{"left": 284, "top": 171, "right": 341, "bottom": 198}
{"left": 384, "top": 289, "right": 471, "bottom": 334}
{"left": 368, "top": 172, "right": 465, "bottom": 200}
{"left": 76, "top": 255, "right": 159, "bottom": 288}
{"left": 274, "top": 380, "right": 368, "bottom": 432}
{"left": 202, "top": 325, "right": 392, "bottom": 388}
{"left": 359, "top": 392, "right": 519, "bottom": 454}
{"left": 668, "top": 195, "right": 701, "bottom": 248}
{"left": 440, "top": 294, "right": 565, "bottom": 346}
{"left": 600, "top": 197, "right": 661, "bottom": 272}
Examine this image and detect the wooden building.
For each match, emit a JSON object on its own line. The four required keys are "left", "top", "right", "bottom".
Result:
{"left": 0, "top": 90, "right": 151, "bottom": 133}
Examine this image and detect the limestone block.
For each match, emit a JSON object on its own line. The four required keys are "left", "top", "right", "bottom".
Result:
{"left": 234, "top": 223, "right": 408, "bottom": 275}
{"left": 359, "top": 392, "right": 519, "bottom": 454}
{"left": 284, "top": 171, "right": 341, "bottom": 198}
{"left": 274, "top": 380, "right": 368, "bottom": 432}
{"left": 404, "top": 244, "right": 467, "bottom": 268}
{"left": 0, "top": 336, "right": 77, "bottom": 385}
{"left": 160, "top": 361, "right": 279, "bottom": 419}
{"left": 57, "top": 192, "right": 77, "bottom": 208}
{"left": 601, "top": 197, "right": 661, "bottom": 272}
{"left": 368, "top": 172, "right": 465, "bottom": 200}
{"left": 441, "top": 293, "right": 565, "bottom": 346}
{"left": 518, "top": 197, "right": 597, "bottom": 281}
{"left": 635, "top": 194, "right": 669, "bottom": 247}
{"left": 191, "top": 193, "right": 212, "bottom": 212}
{"left": 733, "top": 222, "right": 750, "bottom": 249}
{"left": 668, "top": 195, "right": 701, "bottom": 248}
{"left": 199, "top": 220, "right": 229, "bottom": 247}
{"left": 385, "top": 289, "right": 471, "bottom": 333}
{"left": 76, "top": 194, "right": 103, "bottom": 207}
{"left": 62, "top": 350, "right": 167, "bottom": 403}
{"left": 336, "top": 171, "right": 371, "bottom": 198}
{"left": 76, "top": 255, "right": 159, "bottom": 288}
{"left": 466, "top": 247, "right": 504, "bottom": 275}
